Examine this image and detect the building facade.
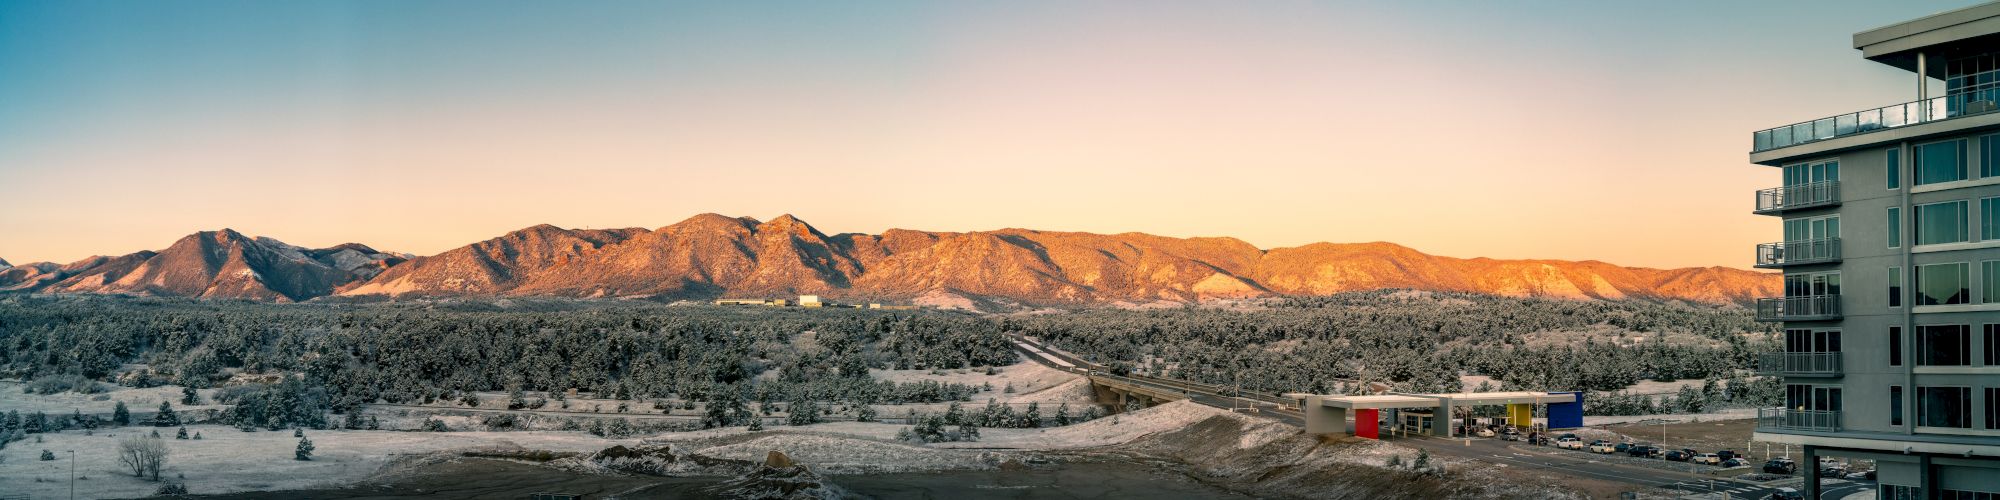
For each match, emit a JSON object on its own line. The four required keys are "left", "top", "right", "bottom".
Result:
{"left": 1749, "top": 3, "right": 2000, "bottom": 499}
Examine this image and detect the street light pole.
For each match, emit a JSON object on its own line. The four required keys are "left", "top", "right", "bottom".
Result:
{"left": 68, "top": 449, "right": 75, "bottom": 500}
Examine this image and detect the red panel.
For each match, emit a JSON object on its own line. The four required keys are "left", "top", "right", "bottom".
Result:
{"left": 1355, "top": 408, "right": 1379, "bottom": 439}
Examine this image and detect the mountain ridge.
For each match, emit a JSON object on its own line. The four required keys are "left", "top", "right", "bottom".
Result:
{"left": 0, "top": 214, "right": 1780, "bottom": 307}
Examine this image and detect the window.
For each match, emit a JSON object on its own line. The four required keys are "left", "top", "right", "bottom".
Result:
{"left": 1888, "top": 148, "right": 1902, "bottom": 189}
{"left": 1987, "top": 261, "right": 2000, "bottom": 304}
{"left": 1784, "top": 272, "right": 1840, "bottom": 297}
{"left": 1989, "top": 388, "right": 2000, "bottom": 430}
{"left": 1917, "top": 263, "right": 1971, "bottom": 305}
{"left": 1784, "top": 329, "right": 1840, "bottom": 353}
{"left": 1985, "top": 198, "right": 2000, "bottom": 241}
{"left": 1987, "top": 324, "right": 1999, "bottom": 365}
{"left": 1938, "top": 489, "right": 1998, "bottom": 500}
{"left": 1892, "top": 386, "right": 1904, "bottom": 426}
{"left": 1883, "top": 485, "right": 1923, "bottom": 500}
{"left": 1785, "top": 384, "right": 1841, "bottom": 412}
{"left": 1918, "top": 386, "right": 1971, "bottom": 428}
{"left": 1986, "top": 134, "right": 2000, "bottom": 178}
{"left": 1915, "top": 139, "right": 1968, "bottom": 185}
{"left": 1889, "top": 207, "right": 1902, "bottom": 248}
{"left": 1916, "top": 201, "right": 1969, "bottom": 245}
{"left": 1918, "top": 324, "right": 1972, "bottom": 366}
{"left": 1891, "top": 326, "right": 1904, "bottom": 366}
{"left": 1782, "top": 215, "right": 1838, "bottom": 242}
{"left": 1782, "top": 159, "right": 1839, "bottom": 186}
{"left": 1890, "top": 267, "right": 1903, "bottom": 308}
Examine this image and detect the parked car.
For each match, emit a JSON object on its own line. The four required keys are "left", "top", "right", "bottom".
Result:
{"left": 1475, "top": 427, "right": 1496, "bottom": 438}
{"left": 1721, "top": 458, "right": 1750, "bottom": 468}
{"left": 1844, "top": 469, "right": 1877, "bottom": 481}
{"left": 1626, "top": 445, "right": 1660, "bottom": 458}
{"left": 1692, "top": 453, "right": 1722, "bottom": 465}
{"left": 1818, "top": 459, "right": 1847, "bottom": 477}
{"left": 1556, "top": 437, "right": 1585, "bottom": 450}
{"left": 1763, "top": 458, "right": 1799, "bottom": 474}
{"left": 1588, "top": 441, "right": 1618, "bottom": 454}
{"left": 1715, "top": 450, "right": 1739, "bottom": 462}
{"left": 1613, "top": 442, "right": 1632, "bottom": 453}
{"left": 1665, "top": 450, "right": 1692, "bottom": 462}
{"left": 1766, "top": 487, "right": 1805, "bottom": 500}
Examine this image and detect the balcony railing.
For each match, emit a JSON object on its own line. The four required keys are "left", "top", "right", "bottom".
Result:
{"left": 1754, "top": 238, "right": 1842, "bottom": 268}
{"left": 1755, "top": 295, "right": 1841, "bottom": 322}
{"left": 1753, "top": 89, "right": 2000, "bottom": 153}
{"left": 1757, "top": 408, "right": 1842, "bottom": 432}
{"left": 1756, "top": 352, "right": 1843, "bottom": 376}
{"left": 1753, "top": 181, "right": 1840, "bottom": 215}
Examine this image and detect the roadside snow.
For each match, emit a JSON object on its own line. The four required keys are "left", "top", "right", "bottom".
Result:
{"left": 1583, "top": 408, "right": 1756, "bottom": 426}
{"left": 0, "top": 381, "right": 226, "bottom": 416}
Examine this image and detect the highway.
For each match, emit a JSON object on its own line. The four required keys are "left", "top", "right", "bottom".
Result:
{"left": 1006, "top": 335, "right": 1874, "bottom": 499}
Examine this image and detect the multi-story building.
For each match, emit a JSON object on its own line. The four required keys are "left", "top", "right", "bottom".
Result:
{"left": 1749, "top": 3, "right": 2000, "bottom": 499}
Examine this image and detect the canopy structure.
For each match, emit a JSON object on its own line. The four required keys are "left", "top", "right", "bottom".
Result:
{"left": 1295, "top": 391, "right": 1582, "bottom": 438}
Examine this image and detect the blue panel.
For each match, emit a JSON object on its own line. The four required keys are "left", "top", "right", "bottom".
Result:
{"left": 1546, "top": 391, "right": 1583, "bottom": 429}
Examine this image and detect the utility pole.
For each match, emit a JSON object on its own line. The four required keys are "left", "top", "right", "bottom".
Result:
{"left": 68, "top": 449, "right": 76, "bottom": 500}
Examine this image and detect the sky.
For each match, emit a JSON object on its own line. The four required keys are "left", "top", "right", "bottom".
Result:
{"left": 0, "top": 0, "right": 1985, "bottom": 269}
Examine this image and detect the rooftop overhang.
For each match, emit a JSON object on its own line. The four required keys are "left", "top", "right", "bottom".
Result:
{"left": 1307, "top": 391, "right": 1577, "bottom": 409}
{"left": 1854, "top": 2, "right": 2000, "bottom": 75}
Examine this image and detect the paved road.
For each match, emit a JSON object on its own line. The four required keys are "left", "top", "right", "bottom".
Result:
{"left": 1006, "top": 336, "right": 1875, "bottom": 499}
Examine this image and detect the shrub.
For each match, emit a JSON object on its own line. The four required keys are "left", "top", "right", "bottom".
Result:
{"left": 26, "top": 374, "right": 103, "bottom": 395}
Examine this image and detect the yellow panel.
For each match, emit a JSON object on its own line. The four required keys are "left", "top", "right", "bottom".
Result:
{"left": 1507, "top": 403, "right": 1533, "bottom": 428}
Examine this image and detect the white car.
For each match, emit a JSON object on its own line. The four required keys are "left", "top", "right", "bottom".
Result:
{"left": 1556, "top": 437, "right": 1584, "bottom": 450}
{"left": 1692, "top": 453, "right": 1722, "bottom": 465}
{"left": 1588, "top": 441, "right": 1618, "bottom": 454}
{"left": 1475, "top": 428, "right": 1496, "bottom": 438}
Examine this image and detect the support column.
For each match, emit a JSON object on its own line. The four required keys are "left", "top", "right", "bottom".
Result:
{"left": 1433, "top": 399, "right": 1453, "bottom": 437}
{"left": 1506, "top": 403, "right": 1532, "bottom": 428}
{"left": 1355, "top": 408, "right": 1380, "bottom": 439}
{"left": 1303, "top": 396, "right": 1348, "bottom": 435}
{"left": 1918, "top": 51, "right": 1929, "bottom": 102}
{"left": 1920, "top": 454, "right": 1935, "bottom": 500}
{"left": 1802, "top": 445, "right": 1821, "bottom": 500}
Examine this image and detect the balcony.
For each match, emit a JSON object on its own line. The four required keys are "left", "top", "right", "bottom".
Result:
{"left": 1752, "top": 89, "right": 2000, "bottom": 153}
{"left": 1754, "top": 238, "right": 1842, "bottom": 268}
{"left": 1756, "top": 352, "right": 1843, "bottom": 376}
{"left": 1757, "top": 408, "right": 1842, "bottom": 433}
{"left": 1754, "top": 295, "right": 1841, "bottom": 322}
{"left": 1753, "top": 181, "right": 1840, "bottom": 215}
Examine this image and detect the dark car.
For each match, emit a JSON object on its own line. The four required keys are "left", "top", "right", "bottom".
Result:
{"left": 1665, "top": 450, "right": 1692, "bottom": 462}
{"left": 1764, "top": 458, "right": 1799, "bottom": 474}
{"left": 1721, "top": 458, "right": 1750, "bottom": 468}
{"left": 1626, "top": 445, "right": 1659, "bottom": 458}
{"left": 1716, "top": 450, "right": 1739, "bottom": 462}
{"left": 1614, "top": 442, "right": 1632, "bottom": 453}
{"left": 1766, "top": 487, "right": 1804, "bottom": 500}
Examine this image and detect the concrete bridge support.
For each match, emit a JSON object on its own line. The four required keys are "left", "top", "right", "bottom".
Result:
{"left": 1302, "top": 395, "right": 1346, "bottom": 435}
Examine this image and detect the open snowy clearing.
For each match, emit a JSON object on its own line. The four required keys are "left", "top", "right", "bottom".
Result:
{"left": 0, "top": 425, "right": 636, "bottom": 499}
{"left": 0, "top": 381, "right": 227, "bottom": 416}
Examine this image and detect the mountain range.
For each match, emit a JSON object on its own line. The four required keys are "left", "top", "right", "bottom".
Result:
{"left": 0, "top": 214, "right": 1779, "bottom": 307}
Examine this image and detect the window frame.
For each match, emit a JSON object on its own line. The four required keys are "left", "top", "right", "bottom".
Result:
{"left": 1914, "top": 138, "right": 1969, "bottom": 186}
{"left": 1915, "top": 200, "right": 1970, "bottom": 246}
{"left": 1915, "top": 262, "right": 1971, "bottom": 306}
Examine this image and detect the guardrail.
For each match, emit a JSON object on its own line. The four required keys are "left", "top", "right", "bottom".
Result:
{"left": 1755, "top": 352, "right": 1843, "bottom": 376}
{"left": 1753, "top": 89, "right": 2000, "bottom": 152}
{"left": 1754, "top": 295, "right": 1841, "bottom": 322}
{"left": 1755, "top": 238, "right": 1841, "bottom": 268}
{"left": 1757, "top": 408, "right": 1841, "bottom": 432}
{"left": 1753, "top": 181, "right": 1839, "bottom": 215}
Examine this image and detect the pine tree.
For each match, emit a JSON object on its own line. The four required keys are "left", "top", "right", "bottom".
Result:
{"left": 112, "top": 401, "right": 131, "bottom": 426}
{"left": 343, "top": 411, "right": 363, "bottom": 430}
{"left": 175, "top": 426, "right": 188, "bottom": 439}
{"left": 747, "top": 418, "right": 764, "bottom": 431}
{"left": 1055, "top": 403, "right": 1072, "bottom": 426}
{"left": 1413, "top": 448, "right": 1432, "bottom": 473}
{"left": 855, "top": 405, "right": 878, "bottom": 423}
{"left": 181, "top": 387, "right": 199, "bottom": 405}
{"left": 295, "top": 436, "right": 314, "bottom": 461}
{"left": 294, "top": 428, "right": 304, "bottom": 438}
{"left": 155, "top": 402, "right": 179, "bottom": 427}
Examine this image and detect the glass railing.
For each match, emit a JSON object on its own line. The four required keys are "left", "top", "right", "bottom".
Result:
{"left": 1754, "top": 238, "right": 1841, "bottom": 268}
{"left": 1755, "top": 352, "right": 1843, "bottom": 376}
{"left": 1754, "top": 181, "right": 1839, "bottom": 214}
{"left": 1757, "top": 408, "right": 1842, "bottom": 432}
{"left": 1753, "top": 89, "right": 2000, "bottom": 152}
{"left": 1754, "top": 295, "right": 1841, "bottom": 322}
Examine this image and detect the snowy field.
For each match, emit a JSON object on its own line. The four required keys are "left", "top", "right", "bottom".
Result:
{"left": 0, "top": 381, "right": 227, "bottom": 416}
{"left": 0, "top": 425, "right": 636, "bottom": 499}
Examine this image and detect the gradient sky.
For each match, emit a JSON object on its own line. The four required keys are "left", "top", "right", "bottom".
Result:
{"left": 0, "top": 0, "right": 1985, "bottom": 269}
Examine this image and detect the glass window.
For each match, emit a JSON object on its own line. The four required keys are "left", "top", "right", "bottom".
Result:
{"left": 1986, "top": 324, "right": 1998, "bottom": 366}
{"left": 1888, "top": 148, "right": 1902, "bottom": 189}
{"left": 1892, "top": 385, "right": 1904, "bottom": 426}
{"left": 1891, "top": 326, "right": 1904, "bottom": 366}
{"left": 1984, "top": 198, "right": 2000, "bottom": 241}
{"left": 1918, "top": 324, "right": 1972, "bottom": 366}
{"left": 1988, "top": 388, "right": 1999, "bottom": 430}
{"left": 1918, "top": 386, "right": 1971, "bottom": 428}
{"left": 1916, "top": 263, "right": 1971, "bottom": 305}
{"left": 1891, "top": 267, "right": 1903, "bottom": 308}
{"left": 1987, "top": 261, "right": 2000, "bottom": 304}
{"left": 1985, "top": 135, "right": 2000, "bottom": 178}
{"left": 1916, "top": 201, "right": 1969, "bottom": 245}
{"left": 1889, "top": 207, "right": 1902, "bottom": 248}
{"left": 1915, "top": 139, "right": 1968, "bottom": 185}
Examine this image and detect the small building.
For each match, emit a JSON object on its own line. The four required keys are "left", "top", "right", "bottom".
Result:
{"left": 714, "top": 298, "right": 769, "bottom": 306}
{"left": 798, "top": 295, "right": 822, "bottom": 308}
